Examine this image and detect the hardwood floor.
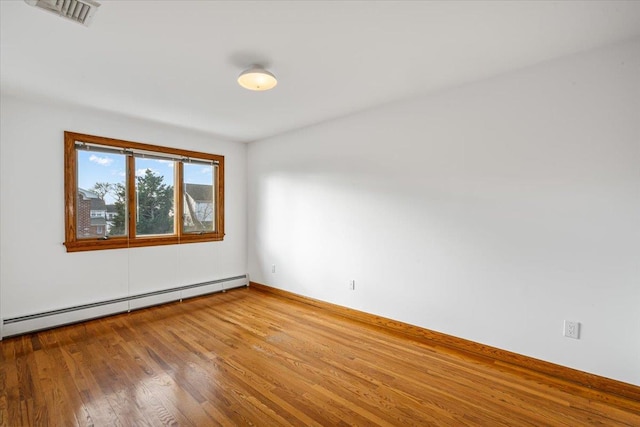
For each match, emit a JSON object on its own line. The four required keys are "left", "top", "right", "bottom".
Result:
{"left": 1, "top": 287, "right": 638, "bottom": 426}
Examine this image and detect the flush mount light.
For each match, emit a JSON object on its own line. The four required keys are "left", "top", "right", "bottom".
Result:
{"left": 237, "top": 66, "right": 277, "bottom": 91}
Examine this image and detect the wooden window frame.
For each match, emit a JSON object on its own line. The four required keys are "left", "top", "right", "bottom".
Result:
{"left": 64, "top": 131, "right": 224, "bottom": 252}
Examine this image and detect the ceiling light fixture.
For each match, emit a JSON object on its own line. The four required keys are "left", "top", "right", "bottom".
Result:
{"left": 237, "top": 66, "right": 277, "bottom": 91}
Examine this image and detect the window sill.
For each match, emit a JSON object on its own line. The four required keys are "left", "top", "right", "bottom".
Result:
{"left": 64, "top": 234, "right": 224, "bottom": 252}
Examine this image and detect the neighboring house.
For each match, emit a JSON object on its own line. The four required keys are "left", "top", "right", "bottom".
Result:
{"left": 105, "top": 204, "right": 117, "bottom": 233}
{"left": 77, "top": 188, "right": 107, "bottom": 237}
{"left": 184, "top": 183, "right": 213, "bottom": 231}
{"left": 105, "top": 204, "right": 118, "bottom": 221}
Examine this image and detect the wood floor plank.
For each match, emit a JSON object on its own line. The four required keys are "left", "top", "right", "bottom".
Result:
{"left": 227, "top": 296, "right": 566, "bottom": 425}
{"left": 1, "top": 287, "right": 639, "bottom": 426}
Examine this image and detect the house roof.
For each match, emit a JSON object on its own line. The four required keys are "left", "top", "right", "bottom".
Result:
{"left": 78, "top": 188, "right": 100, "bottom": 200}
{"left": 90, "top": 217, "right": 106, "bottom": 226}
{"left": 185, "top": 184, "right": 213, "bottom": 202}
{"left": 90, "top": 198, "right": 106, "bottom": 210}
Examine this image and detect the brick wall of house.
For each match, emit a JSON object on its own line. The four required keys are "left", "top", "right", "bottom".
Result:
{"left": 77, "top": 195, "right": 92, "bottom": 237}
{"left": 78, "top": 197, "right": 106, "bottom": 236}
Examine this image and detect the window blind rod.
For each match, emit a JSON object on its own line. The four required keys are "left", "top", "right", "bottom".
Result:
{"left": 75, "top": 142, "right": 218, "bottom": 165}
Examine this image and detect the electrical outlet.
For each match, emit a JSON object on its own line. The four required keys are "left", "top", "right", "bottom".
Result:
{"left": 563, "top": 320, "right": 580, "bottom": 339}
{"left": 271, "top": 264, "right": 276, "bottom": 274}
{"left": 349, "top": 280, "right": 355, "bottom": 290}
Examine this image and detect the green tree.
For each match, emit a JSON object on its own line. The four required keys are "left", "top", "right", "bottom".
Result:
{"left": 136, "top": 169, "right": 174, "bottom": 235}
{"left": 91, "top": 182, "right": 113, "bottom": 201}
{"left": 106, "top": 170, "right": 174, "bottom": 236}
{"left": 108, "top": 183, "right": 127, "bottom": 236}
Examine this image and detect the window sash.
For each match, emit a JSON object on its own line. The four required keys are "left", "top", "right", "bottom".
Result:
{"left": 182, "top": 162, "right": 217, "bottom": 234}
{"left": 64, "top": 131, "right": 224, "bottom": 252}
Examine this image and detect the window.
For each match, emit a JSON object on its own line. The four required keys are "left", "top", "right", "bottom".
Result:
{"left": 64, "top": 131, "right": 224, "bottom": 252}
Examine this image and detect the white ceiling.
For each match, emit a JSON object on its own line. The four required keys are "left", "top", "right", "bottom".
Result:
{"left": 2, "top": 1, "right": 640, "bottom": 142}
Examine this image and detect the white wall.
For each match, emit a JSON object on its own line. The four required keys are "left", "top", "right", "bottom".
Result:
{"left": 248, "top": 38, "right": 640, "bottom": 385}
{"left": 0, "top": 95, "right": 247, "bottom": 334}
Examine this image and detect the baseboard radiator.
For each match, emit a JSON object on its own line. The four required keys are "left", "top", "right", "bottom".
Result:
{"left": 2, "top": 274, "right": 248, "bottom": 338}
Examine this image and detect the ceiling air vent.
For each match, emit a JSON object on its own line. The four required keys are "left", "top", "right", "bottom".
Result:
{"left": 24, "top": 0, "right": 100, "bottom": 27}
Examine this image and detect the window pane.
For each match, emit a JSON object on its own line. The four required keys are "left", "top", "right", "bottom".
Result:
{"left": 183, "top": 163, "right": 215, "bottom": 233}
{"left": 76, "top": 150, "right": 127, "bottom": 239}
{"left": 135, "top": 158, "right": 175, "bottom": 236}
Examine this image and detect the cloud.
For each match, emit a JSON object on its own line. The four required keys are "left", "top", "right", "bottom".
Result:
{"left": 136, "top": 167, "right": 156, "bottom": 177}
{"left": 158, "top": 160, "right": 174, "bottom": 168}
{"left": 201, "top": 167, "right": 212, "bottom": 174}
{"left": 89, "top": 154, "right": 113, "bottom": 166}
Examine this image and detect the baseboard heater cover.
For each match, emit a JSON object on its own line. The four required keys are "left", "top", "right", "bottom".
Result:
{"left": 2, "top": 274, "right": 248, "bottom": 337}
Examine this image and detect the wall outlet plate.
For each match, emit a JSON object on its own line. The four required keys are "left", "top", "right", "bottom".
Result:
{"left": 563, "top": 320, "right": 580, "bottom": 339}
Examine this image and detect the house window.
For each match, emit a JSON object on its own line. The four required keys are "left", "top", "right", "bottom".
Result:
{"left": 64, "top": 131, "right": 224, "bottom": 252}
